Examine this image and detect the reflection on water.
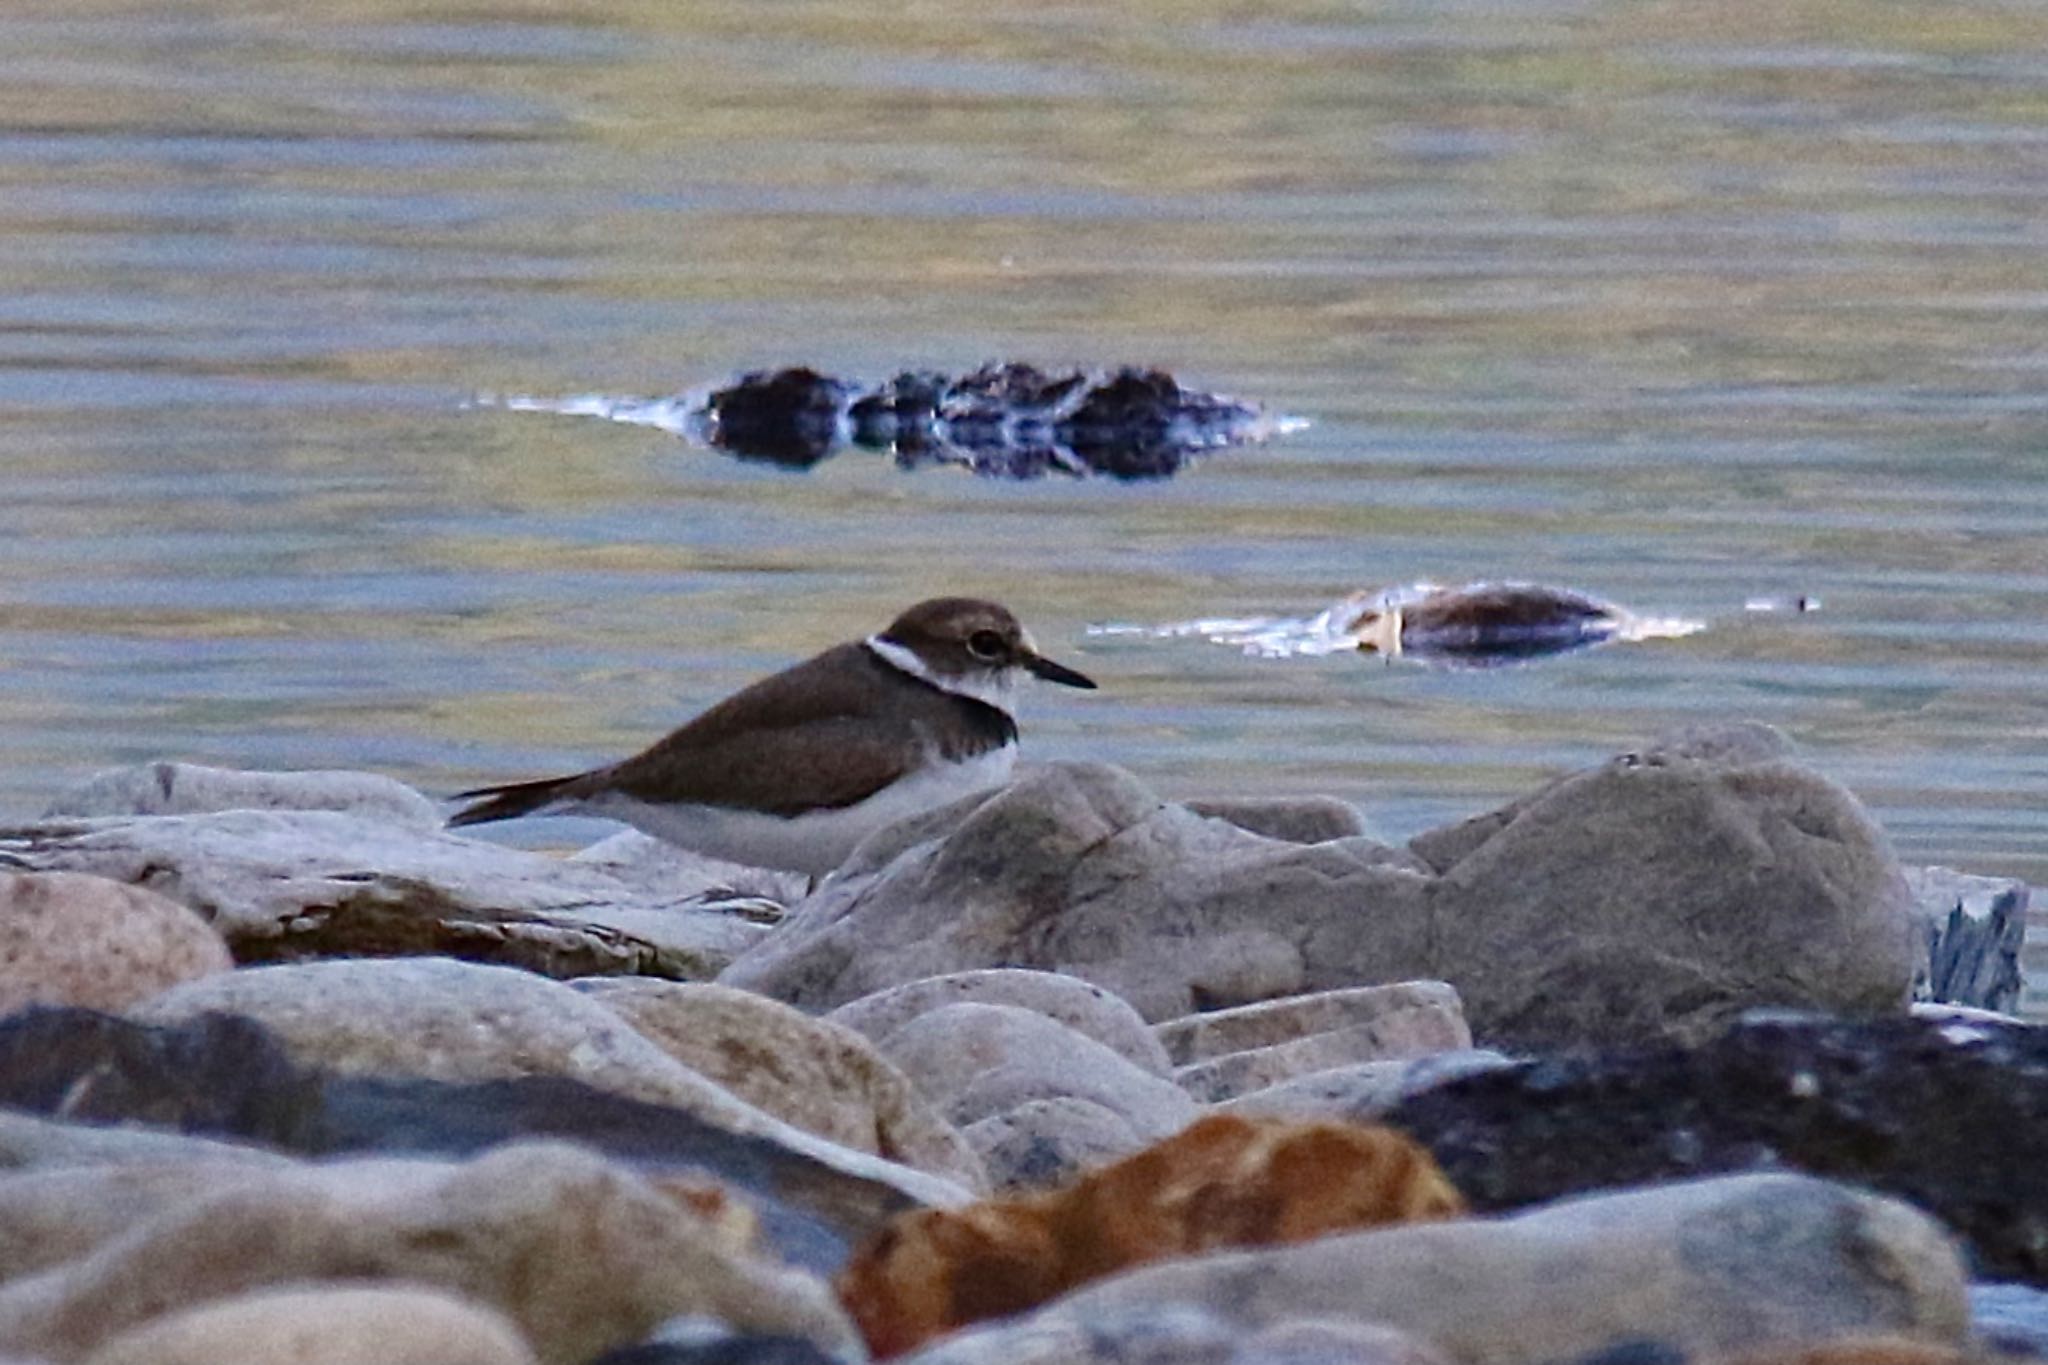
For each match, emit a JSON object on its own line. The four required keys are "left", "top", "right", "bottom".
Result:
{"left": 492, "top": 364, "right": 1305, "bottom": 480}
{"left": 2, "top": 2, "right": 2048, "bottom": 958}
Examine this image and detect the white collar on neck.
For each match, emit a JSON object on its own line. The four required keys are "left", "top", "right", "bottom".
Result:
{"left": 865, "top": 635, "right": 1018, "bottom": 714}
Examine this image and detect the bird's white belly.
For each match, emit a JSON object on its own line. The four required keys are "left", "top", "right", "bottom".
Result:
{"left": 571, "top": 744, "right": 1016, "bottom": 876}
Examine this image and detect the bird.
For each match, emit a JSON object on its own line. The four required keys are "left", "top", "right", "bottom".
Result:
{"left": 446, "top": 596, "right": 1096, "bottom": 875}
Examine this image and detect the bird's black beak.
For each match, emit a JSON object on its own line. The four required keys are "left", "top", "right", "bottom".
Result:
{"left": 1025, "top": 653, "right": 1097, "bottom": 689}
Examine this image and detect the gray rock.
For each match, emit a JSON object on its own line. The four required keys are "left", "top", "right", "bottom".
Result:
{"left": 1218, "top": 1049, "right": 1516, "bottom": 1122}
{"left": 827, "top": 969, "right": 1170, "bottom": 1076}
{"left": 0, "top": 809, "right": 772, "bottom": 980}
{"left": 723, "top": 731, "right": 1913, "bottom": 1047}
{"left": 900, "top": 1301, "right": 1449, "bottom": 1365}
{"left": 876, "top": 1002, "right": 1196, "bottom": 1138}
{"left": 43, "top": 762, "right": 444, "bottom": 829}
{"left": 128, "top": 956, "right": 970, "bottom": 1209}
{"left": 1042, "top": 1174, "right": 1969, "bottom": 1365}
{"left": 1182, "top": 796, "right": 1383, "bottom": 847}
{"left": 1410, "top": 726, "right": 1915, "bottom": 1045}
{"left": 570, "top": 830, "right": 806, "bottom": 910}
{"left": 1903, "top": 864, "right": 2026, "bottom": 1013}
{"left": 569, "top": 978, "right": 986, "bottom": 1193}
{"left": 961, "top": 1096, "right": 1145, "bottom": 1192}
{"left": 1158, "top": 982, "right": 1470, "bottom": 1066}
{"left": 720, "top": 762, "right": 1434, "bottom": 1022}
{"left": 0, "top": 1110, "right": 290, "bottom": 1174}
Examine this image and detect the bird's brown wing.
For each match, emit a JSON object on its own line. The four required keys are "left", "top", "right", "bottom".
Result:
{"left": 570, "top": 643, "right": 1011, "bottom": 816}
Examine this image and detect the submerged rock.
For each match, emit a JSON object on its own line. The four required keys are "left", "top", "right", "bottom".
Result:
{"left": 1093, "top": 580, "right": 1703, "bottom": 669}
{"left": 497, "top": 362, "right": 1299, "bottom": 480}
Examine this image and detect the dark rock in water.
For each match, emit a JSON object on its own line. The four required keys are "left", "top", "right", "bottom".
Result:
{"left": 703, "top": 367, "right": 855, "bottom": 469}
{"left": 0, "top": 1007, "right": 917, "bottom": 1273}
{"left": 1383, "top": 1011, "right": 2048, "bottom": 1284}
{"left": 704, "top": 362, "right": 1282, "bottom": 479}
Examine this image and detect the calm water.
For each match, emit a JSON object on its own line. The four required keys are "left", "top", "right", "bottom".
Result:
{"left": 4, "top": 2, "right": 2047, "bottom": 934}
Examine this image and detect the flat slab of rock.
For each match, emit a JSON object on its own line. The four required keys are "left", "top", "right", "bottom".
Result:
{"left": 1160, "top": 982, "right": 1473, "bottom": 1103}
{"left": 0, "top": 809, "right": 774, "bottom": 980}
{"left": 1158, "top": 982, "right": 1470, "bottom": 1066}
{"left": 1384, "top": 1011, "right": 2048, "bottom": 1284}
{"left": 722, "top": 729, "right": 1914, "bottom": 1047}
{"left": 1038, "top": 1174, "right": 1969, "bottom": 1365}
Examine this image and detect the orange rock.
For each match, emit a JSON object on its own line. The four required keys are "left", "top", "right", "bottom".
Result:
{"left": 836, "top": 1112, "right": 1464, "bottom": 1358}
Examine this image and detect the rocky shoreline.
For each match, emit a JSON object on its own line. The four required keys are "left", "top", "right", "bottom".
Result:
{"left": 0, "top": 722, "right": 2036, "bottom": 1364}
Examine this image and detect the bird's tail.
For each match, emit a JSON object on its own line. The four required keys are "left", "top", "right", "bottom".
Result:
{"left": 446, "top": 775, "right": 578, "bottom": 829}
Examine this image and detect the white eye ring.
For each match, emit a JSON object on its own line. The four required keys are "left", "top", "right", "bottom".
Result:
{"left": 967, "top": 630, "right": 1006, "bottom": 660}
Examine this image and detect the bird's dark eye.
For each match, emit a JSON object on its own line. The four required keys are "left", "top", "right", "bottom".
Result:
{"left": 967, "top": 629, "right": 1006, "bottom": 660}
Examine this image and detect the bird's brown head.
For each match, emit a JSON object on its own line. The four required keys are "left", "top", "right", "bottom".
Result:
{"left": 878, "top": 597, "right": 1096, "bottom": 690}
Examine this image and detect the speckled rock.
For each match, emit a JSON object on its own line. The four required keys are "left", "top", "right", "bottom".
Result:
{"left": 571, "top": 978, "right": 986, "bottom": 1193}
{"left": 876, "top": 1002, "right": 1195, "bottom": 1138}
{"left": 80, "top": 1282, "right": 539, "bottom": 1365}
{"left": 0, "top": 1141, "right": 858, "bottom": 1365}
{"left": 42, "top": 761, "right": 444, "bottom": 829}
{"left": 961, "top": 1097, "right": 1144, "bottom": 1192}
{"left": 827, "top": 970, "right": 1171, "bottom": 1077}
{"left": 1163, "top": 982, "right": 1472, "bottom": 1102}
{"left": 0, "top": 872, "right": 231, "bottom": 1014}
{"left": 126, "top": 957, "right": 970, "bottom": 1208}
{"left": 1042, "top": 1174, "right": 1969, "bottom": 1365}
